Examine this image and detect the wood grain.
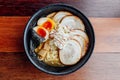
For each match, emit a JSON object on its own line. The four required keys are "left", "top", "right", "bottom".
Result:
{"left": 0, "top": 1, "right": 120, "bottom": 80}
{"left": 0, "top": 0, "right": 120, "bottom": 17}
{"left": 0, "top": 16, "right": 29, "bottom": 52}
{"left": 90, "top": 18, "right": 120, "bottom": 52}
{"left": 0, "top": 52, "right": 120, "bottom": 80}
{"left": 0, "top": 17, "right": 120, "bottom": 52}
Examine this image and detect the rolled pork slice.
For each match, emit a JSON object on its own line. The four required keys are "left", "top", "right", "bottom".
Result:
{"left": 59, "top": 40, "right": 82, "bottom": 65}
{"left": 70, "top": 29, "right": 89, "bottom": 44}
{"left": 47, "top": 12, "right": 57, "bottom": 18}
{"left": 53, "top": 11, "right": 72, "bottom": 24}
{"left": 60, "top": 16, "right": 85, "bottom": 31}
{"left": 72, "top": 36, "right": 88, "bottom": 57}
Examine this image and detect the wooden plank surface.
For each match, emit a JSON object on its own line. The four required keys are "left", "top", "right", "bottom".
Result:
{"left": 0, "top": 17, "right": 29, "bottom": 52}
{"left": 0, "top": 52, "right": 120, "bottom": 80}
{"left": 0, "top": 0, "right": 120, "bottom": 80}
{"left": 0, "top": 17, "right": 120, "bottom": 52}
{"left": 0, "top": 0, "right": 120, "bottom": 17}
{"left": 90, "top": 18, "right": 120, "bottom": 52}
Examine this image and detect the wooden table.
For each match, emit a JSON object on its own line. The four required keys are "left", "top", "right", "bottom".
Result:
{"left": 0, "top": 0, "right": 120, "bottom": 80}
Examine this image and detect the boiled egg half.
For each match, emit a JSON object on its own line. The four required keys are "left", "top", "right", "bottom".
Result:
{"left": 33, "top": 17, "right": 56, "bottom": 41}
{"left": 37, "top": 17, "right": 56, "bottom": 31}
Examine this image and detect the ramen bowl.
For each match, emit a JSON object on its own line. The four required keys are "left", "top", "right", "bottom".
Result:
{"left": 23, "top": 3, "right": 95, "bottom": 75}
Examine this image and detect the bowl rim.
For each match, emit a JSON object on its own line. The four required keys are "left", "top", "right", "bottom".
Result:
{"left": 23, "top": 3, "right": 95, "bottom": 75}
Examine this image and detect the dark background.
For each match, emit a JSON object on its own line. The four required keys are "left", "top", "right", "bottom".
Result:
{"left": 0, "top": 0, "right": 120, "bottom": 17}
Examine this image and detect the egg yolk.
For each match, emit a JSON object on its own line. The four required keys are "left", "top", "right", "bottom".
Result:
{"left": 37, "top": 28, "right": 46, "bottom": 38}
{"left": 43, "top": 21, "right": 52, "bottom": 30}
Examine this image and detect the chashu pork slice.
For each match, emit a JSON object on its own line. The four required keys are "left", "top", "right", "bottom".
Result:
{"left": 59, "top": 40, "right": 82, "bottom": 65}
{"left": 47, "top": 12, "right": 57, "bottom": 18}
{"left": 60, "top": 16, "right": 85, "bottom": 31}
{"left": 70, "top": 29, "right": 89, "bottom": 44}
{"left": 72, "top": 36, "right": 88, "bottom": 57}
{"left": 53, "top": 11, "right": 72, "bottom": 24}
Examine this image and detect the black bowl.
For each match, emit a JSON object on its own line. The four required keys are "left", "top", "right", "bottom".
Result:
{"left": 23, "top": 3, "right": 95, "bottom": 75}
